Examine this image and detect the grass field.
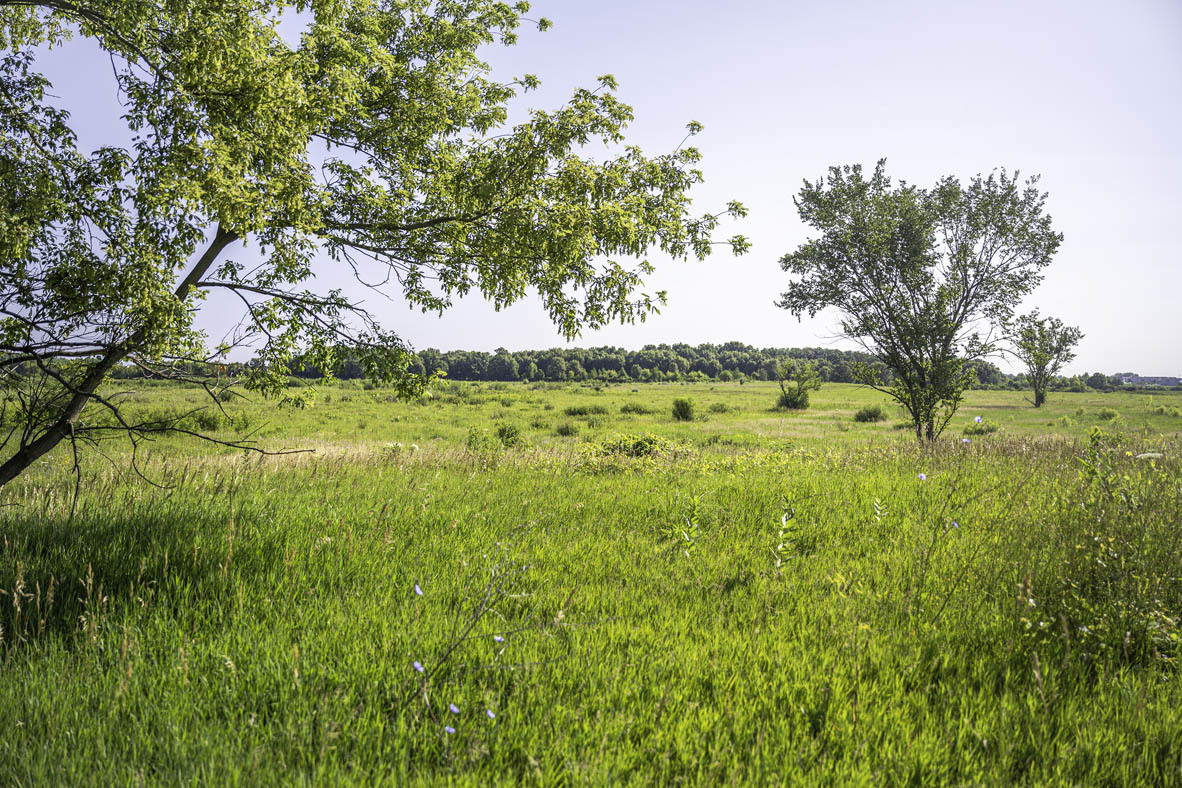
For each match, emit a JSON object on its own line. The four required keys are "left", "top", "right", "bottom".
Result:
{"left": 1, "top": 381, "right": 1181, "bottom": 785}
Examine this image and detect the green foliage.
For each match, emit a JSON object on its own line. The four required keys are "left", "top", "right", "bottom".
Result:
{"left": 494, "top": 423, "right": 521, "bottom": 447}
{"left": 620, "top": 401, "right": 655, "bottom": 414}
{"left": 1011, "top": 311, "right": 1084, "bottom": 407}
{"left": 554, "top": 421, "right": 579, "bottom": 437}
{"left": 778, "top": 161, "right": 1062, "bottom": 440}
{"left": 775, "top": 359, "right": 822, "bottom": 410}
{"left": 1097, "top": 407, "right": 1121, "bottom": 422}
{"left": 963, "top": 418, "right": 1000, "bottom": 435}
{"left": 853, "top": 404, "right": 890, "bottom": 423}
{"left": 563, "top": 404, "right": 609, "bottom": 417}
{"left": 671, "top": 397, "right": 695, "bottom": 421}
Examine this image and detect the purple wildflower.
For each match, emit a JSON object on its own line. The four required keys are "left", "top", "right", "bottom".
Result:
{"left": 414, "top": 583, "right": 423, "bottom": 596}
{"left": 486, "top": 709, "right": 496, "bottom": 719}
{"left": 918, "top": 473, "right": 927, "bottom": 481}
{"left": 974, "top": 416, "right": 983, "bottom": 424}
{"left": 413, "top": 661, "right": 425, "bottom": 673}
{"left": 493, "top": 635, "right": 505, "bottom": 643}
{"left": 444, "top": 726, "right": 456, "bottom": 734}
{"left": 449, "top": 703, "right": 460, "bottom": 714}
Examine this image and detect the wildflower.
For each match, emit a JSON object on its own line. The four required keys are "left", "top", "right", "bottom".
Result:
{"left": 974, "top": 416, "right": 982, "bottom": 423}
{"left": 444, "top": 726, "right": 456, "bottom": 734}
{"left": 962, "top": 438, "right": 970, "bottom": 444}
{"left": 449, "top": 703, "right": 460, "bottom": 714}
{"left": 493, "top": 635, "right": 505, "bottom": 643}
{"left": 413, "top": 661, "right": 425, "bottom": 673}
{"left": 486, "top": 709, "right": 496, "bottom": 719}
{"left": 414, "top": 583, "right": 423, "bottom": 596}
{"left": 918, "top": 473, "right": 927, "bottom": 481}
{"left": 952, "top": 521, "right": 959, "bottom": 529}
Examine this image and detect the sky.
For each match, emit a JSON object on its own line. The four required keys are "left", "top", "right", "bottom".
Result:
{"left": 31, "top": 0, "right": 1182, "bottom": 374}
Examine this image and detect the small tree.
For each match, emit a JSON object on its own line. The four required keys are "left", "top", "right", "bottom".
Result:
{"left": 775, "top": 359, "right": 821, "bottom": 410}
{"left": 1010, "top": 312, "right": 1083, "bottom": 407}
{"left": 777, "top": 161, "right": 1062, "bottom": 441}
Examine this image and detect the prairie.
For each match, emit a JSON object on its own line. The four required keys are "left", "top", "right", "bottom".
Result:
{"left": 1, "top": 382, "right": 1180, "bottom": 785}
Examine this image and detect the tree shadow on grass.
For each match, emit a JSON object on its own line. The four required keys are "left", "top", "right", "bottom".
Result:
{"left": 0, "top": 490, "right": 283, "bottom": 650}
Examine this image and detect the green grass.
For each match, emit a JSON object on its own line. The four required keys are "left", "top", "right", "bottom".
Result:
{"left": 1, "top": 382, "right": 1180, "bottom": 785}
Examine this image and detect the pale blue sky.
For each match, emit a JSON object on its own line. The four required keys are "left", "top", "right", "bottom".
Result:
{"left": 34, "top": 0, "right": 1182, "bottom": 373}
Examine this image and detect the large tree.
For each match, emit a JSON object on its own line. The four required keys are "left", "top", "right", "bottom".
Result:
{"left": 777, "top": 161, "right": 1061, "bottom": 441}
{"left": 0, "top": 1, "right": 747, "bottom": 487}
{"left": 1010, "top": 311, "right": 1083, "bottom": 407}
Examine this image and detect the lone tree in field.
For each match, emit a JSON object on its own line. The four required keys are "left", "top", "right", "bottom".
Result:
{"left": 0, "top": 2, "right": 747, "bottom": 488}
{"left": 775, "top": 358, "right": 821, "bottom": 410}
{"left": 1010, "top": 311, "right": 1083, "bottom": 407}
{"left": 777, "top": 161, "right": 1061, "bottom": 441}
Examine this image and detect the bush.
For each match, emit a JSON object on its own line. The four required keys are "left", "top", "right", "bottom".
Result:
{"left": 495, "top": 423, "right": 520, "bottom": 447}
{"left": 1097, "top": 407, "right": 1120, "bottom": 422}
{"left": 708, "top": 402, "right": 734, "bottom": 414}
{"left": 853, "top": 404, "right": 889, "bottom": 423}
{"left": 192, "top": 410, "right": 224, "bottom": 432}
{"left": 963, "top": 419, "right": 1000, "bottom": 436}
{"left": 672, "top": 398, "right": 695, "bottom": 422}
{"left": 620, "top": 402, "right": 654, "bottom": 415}
{"left": 555, "top": 421, "right": 579, "bottom": 437}
{"left": 564, "top": 404, "right": 609, "bottom": 417}
{"left": 775, "top": 359, "right": 822, "bottom": 410}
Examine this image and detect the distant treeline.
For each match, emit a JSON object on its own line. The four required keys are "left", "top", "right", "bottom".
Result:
{"left": 104, "top": 343, "right": 1177, "bottom": 392}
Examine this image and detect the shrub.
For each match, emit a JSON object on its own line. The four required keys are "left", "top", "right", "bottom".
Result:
{"left": 620, "top": 402, "right": 654, "bottom": 415}
{"left": 564, "top": 404, "right": 609, "bottom": 417}
{"left": 963, "top": 419, "right": 1000, "bottom": 436}
{"left": 465, "top": 426, "right": 499, "bottom": 453}
{"left": 582, "top": 432, "right": 692, "bottom": 461}
{"left": 1097, "top": 407, "right": 1120, "bottom": 422}
{"left": 192, "top": 410, "right": 224, "bottom": 432}
{"left": 775, "top": 359, "right": 822, "bottom": 410}
{"left": 495, "top": 423, "right": 520, "bottom": 447}
{"left": 708, "top": 402, "right": 733, "bottom": 414}
{"left": 672, "top": 398, "right": 695, "bottom": 421}
{"left": 555, "top": 421, "right": 579, "bottom": 437}
{"left": 853, "top": 404, "right": 889, "bottom": 423}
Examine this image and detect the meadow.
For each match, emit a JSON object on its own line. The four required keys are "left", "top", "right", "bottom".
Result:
{"left": 1, "top": 380, "right": 1180, "bottom": 785}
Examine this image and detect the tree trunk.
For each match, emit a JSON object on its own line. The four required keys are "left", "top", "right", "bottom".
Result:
{"left": 1033, "top": 387, "right": 1046, "bottom": 407}
{"left": 0, "top": 226, "right": 236, "bottom": 489}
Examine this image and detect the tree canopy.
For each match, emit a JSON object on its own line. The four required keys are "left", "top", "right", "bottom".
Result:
{"left": 0, "top": 0, "right": 747, "bottom": 486}
{"left": 778, "top": 161, "right": 1062, "bottom": 441}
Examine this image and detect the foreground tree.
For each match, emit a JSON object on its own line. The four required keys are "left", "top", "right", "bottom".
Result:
{"left": 777, "top": 161, "right": 1061, "bottom": 441}
{"left": 0, "top": 2, "right": 747, "bottom": 487}
{"left": 775, "top": 358, "right": 821, "bottom": 410}
{"left": 1010, "top": 312, "right": 1083, "bottom": 407}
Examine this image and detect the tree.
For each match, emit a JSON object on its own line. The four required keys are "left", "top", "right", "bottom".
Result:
{"left": 775, "top": 358, "right": 821, "bottom": 409}
{"left": 777, "top": 161, "right": 1061, "bottom": 441}
{"left": 1010, "top": 312, "right": 1083, "bottom": 407}
{"left": 0, "top": 1, "right": 747, "bottom": 487}
{"left": 487, "top": 350, "right": 519, "bottom": 382}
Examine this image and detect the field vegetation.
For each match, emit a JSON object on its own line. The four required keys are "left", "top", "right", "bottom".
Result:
{"left": 1, "top": 381, "right": 1180, "bottom": 785}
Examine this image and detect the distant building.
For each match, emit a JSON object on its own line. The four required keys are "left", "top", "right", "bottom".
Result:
{"left": 1120, "top": 375, "right": 1181, "bottom": 387}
